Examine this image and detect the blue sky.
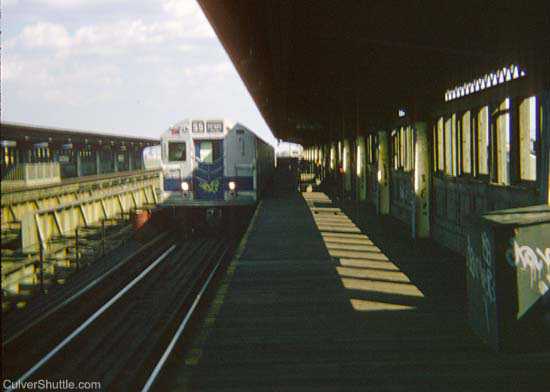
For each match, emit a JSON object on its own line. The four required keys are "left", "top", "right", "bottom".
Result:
{"left": 1, "top": 0, "right": 277, "bottom": 145}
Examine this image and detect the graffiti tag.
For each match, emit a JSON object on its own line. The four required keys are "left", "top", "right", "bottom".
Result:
{"left": 199, "top": 179, "right": 219, "bottom": 193}
{"left": 505, "top": 238, "right": 550, "bottom": 295}
{"left": 466, "top": 232, "right": 496, "bottom": 333}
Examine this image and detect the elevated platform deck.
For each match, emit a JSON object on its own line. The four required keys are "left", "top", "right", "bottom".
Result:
{"left": 178, "top": 169, "right": 548, "bottom": 391}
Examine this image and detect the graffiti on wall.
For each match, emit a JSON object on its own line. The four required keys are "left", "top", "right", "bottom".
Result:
{"left": 505, "top": 238, "right": 550, "bottom": 296}
{"left": 398, "top": 181, "right": 415, "bottom": 208}
{"left": 466, "top": 231, "right": 496, "bottom": 334}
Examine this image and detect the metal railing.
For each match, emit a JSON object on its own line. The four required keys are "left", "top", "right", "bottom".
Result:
{"left": 2, "top": 184, "right": 158, "bottom": 308}
{"left": 2, "top": 163, "right": 61, "bottom": 186}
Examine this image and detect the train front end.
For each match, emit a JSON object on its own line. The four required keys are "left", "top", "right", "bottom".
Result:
{"left": 159, "top": 119, "right": 259, "bottom": 209}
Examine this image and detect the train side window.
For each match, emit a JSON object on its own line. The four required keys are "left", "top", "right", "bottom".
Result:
{"left": 461, "top": 111, "right": 472, "bottom": 174}
{"left": 168, "top": 142, "right": 186, "bottom": 162}
{"left": 477, "top": 106, "right": 490, "bottom": 176}
{"left": 519, "top": 96, "right": 538, "bottom": 181}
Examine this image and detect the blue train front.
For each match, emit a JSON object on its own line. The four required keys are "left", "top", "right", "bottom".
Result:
{"left": 158, "top": 118, "right": 274, "bottom": 225}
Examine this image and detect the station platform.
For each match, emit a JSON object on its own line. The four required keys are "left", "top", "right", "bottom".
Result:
{"left": 179, "top": 171, "right": 548, "bottom": 391}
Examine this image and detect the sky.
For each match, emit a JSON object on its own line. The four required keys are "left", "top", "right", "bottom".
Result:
{"left": 1, "top": 0, "right": 277, "bottom": 145}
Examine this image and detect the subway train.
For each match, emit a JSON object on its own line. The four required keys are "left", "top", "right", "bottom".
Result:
{"left": 157, "top": 118, "right": 274, "bottom": 225}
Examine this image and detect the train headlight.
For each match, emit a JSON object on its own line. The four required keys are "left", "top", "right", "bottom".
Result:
{"left": 228, "top": 181, "right": 236, "bottom": 191}
{"left": 181, "top": 181, "right": 190, "bottom": 191}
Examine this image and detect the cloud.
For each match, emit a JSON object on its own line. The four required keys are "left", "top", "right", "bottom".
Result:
{"left": 11, "top": 15, "right": 212, "bottom": 56}
{"left": 2, "top": 0, "right": 20, "bottom": 8}
{"left": 30, "top": 0, "right": 129, "bottom": 9}
{"left": 0, "top": 0, "right": 274, "bottom": 141}
{"left": 74, "top": 19, "right": 165, "bottom": 48}
{"left": 161, "top": 0, "right": 216, "bottom": 38}
{"left": 162, "top": 0, "right": 197, "bottom": 19}
{"left": 182, "top": 61, "right": 232, "bottom": 78}
{"left": 2, "top": 55, "right": 122, "bottom": 106}
{"left": 1, "top": 60, "right": 23, "bottom": 81}
{"left": 19, "top": 22, "right": 72, "bottom": 49}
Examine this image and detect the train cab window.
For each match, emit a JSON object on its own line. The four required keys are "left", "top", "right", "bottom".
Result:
{"left": 519, "top": 96, "right": 538, "bottom": 181}
{"left": 168, "top": 142, "right": 186, "bottom": 162}
{"left": 195, "top": 140, "right": 221, "bottom": 163}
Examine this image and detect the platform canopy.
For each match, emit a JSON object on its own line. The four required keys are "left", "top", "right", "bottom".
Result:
{"left": 197, "top": 0, "right": 549, "bottom": 144}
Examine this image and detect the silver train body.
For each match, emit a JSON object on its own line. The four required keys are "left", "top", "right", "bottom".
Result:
{"left": 158, "top": 118, "right": 274, "bottom": 207}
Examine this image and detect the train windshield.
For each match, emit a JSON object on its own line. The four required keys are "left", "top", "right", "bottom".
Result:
{"left": 195, "top": 140, "right": 222, "bottom": 163}
{"left": 168, "top": 142, "right": 186, "bottom": 162}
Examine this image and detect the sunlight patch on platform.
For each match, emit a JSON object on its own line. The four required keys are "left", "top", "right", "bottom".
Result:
{"left": 302, "top": 191, "right": 425, "bottom": 312}
{"left": 350, "top": 299, "right": 416, "bottom": 311}
{"left": 328, "top": 249, "right": 389, "bottom": 260}
{"left": 336, "top": 266, "right": 411, "bottom": 283}
{"left": 341, "top": 277, "right": 424, "bottom": 297}
{"left": 338, "top": 258, "right": 400, "bottom": 271}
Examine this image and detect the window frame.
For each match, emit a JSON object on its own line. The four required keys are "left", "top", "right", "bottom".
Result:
{"left": 168, "top": 141, "right": 187, "bottom": 162}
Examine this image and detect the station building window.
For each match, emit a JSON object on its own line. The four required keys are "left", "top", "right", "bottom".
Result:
{"left": 461, "top": 111, "right": 472, "bottom": 174}
{"left": 391, "top": 130, "right": 399, "bottom": 170}
{"left": 477, "top": 106, "right": 490, "bottom": 176}
{"left": 391, "top": 127, "right": 415, "bottom": 172}
{"left": 367, "top": 135, "right": 372, "bottom": 164}
{"left": 398, "top": 127, "right": 407, "bottom": 168}
{"left": 368, "top": 134, "right": 378, "bottom": 164}
{"left": 452, "top": 114, "right": 461, "bottom": 176}
{"left": 406, "top": 126, "right": 414, "bottom": 172}
{"left": 492, "top": 98, "right": 511, "bottom": 185}
{"left": 437, "top": 117, "right": 444, "bottom": 172}
{"left": 519, "top": 96, "right": 538, "bottom": 181}
{"left": 432, "top": 124, "right": 437, "bottom": 172}
{"left": 444, "top": 117, "right": 453, "bottom": 176}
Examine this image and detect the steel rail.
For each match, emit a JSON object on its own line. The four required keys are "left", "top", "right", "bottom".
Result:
{"left": 140, "top": 246, "right": 230, "bottom": 392}
{"left": 4, "top": 244, "right": 177, "bottom": 392}
{"left": 2, "top": 232, "right": 170, "bottom": 346}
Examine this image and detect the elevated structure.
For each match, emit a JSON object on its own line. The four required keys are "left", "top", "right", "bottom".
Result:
{"left": 198, "top": 0, "right": 549, "bottom": 144}
{"left": 195, "top": 1, "right": 550, "bottom": 355}
{"left": 1, "top": 123, "right": 161, "bottom": 309}
{"left": 1, "top": 122, "right": 158, "bottom": 182}
{"left": 197, "top": 0, "right": 550, "bottom": 249}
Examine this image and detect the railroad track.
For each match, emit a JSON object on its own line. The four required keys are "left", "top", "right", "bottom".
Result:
{"left": 3, "top": 235, "right": 231, "bottom": 392}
